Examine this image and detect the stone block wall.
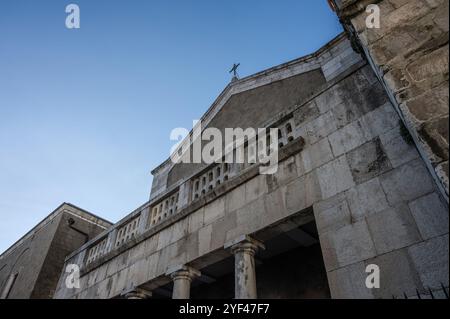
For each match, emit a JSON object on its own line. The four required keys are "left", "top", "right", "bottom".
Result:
{"left": 332, "top": 0, "right": 449, "bottom": 201}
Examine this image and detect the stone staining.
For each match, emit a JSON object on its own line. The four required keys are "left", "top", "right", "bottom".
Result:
{"left": 332, "top": 0, "right": 449, "bottom": 201}
{"left": 225, "top": 236, "right": 265, "bottom": 299}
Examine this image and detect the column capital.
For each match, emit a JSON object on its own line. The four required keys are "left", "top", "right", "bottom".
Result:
{"left": 166, "top": 265, "right": 201, "bottom": 282}
{"left": 224, "top": 235, "right": 265, "bottom": 256}
{"left": 122, "top": 287, "right": 152, "bottom": 299}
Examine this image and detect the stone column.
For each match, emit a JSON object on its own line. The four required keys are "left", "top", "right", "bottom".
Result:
{"left": 122, "top": 287, "right": 152, "bottom": 299}
{"left": 225, "top": 235, "right": 265, "bottom": 299}
{"left": 166, "top": 265, "right": 201, "bottom": 299}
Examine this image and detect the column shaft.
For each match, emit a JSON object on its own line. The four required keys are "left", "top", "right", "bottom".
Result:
{"left": 122, "top": 288, "right": 152, "bottom": 299}
{"left": 166, "top": 265, "right": 201, "bottom": 299}
{"left": 225, "top": 235, "right": 265, "bottom": 299}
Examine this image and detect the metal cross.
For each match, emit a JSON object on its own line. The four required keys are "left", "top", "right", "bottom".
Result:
{"left": 229, "top": 63, "right": 240, "bottom": 78}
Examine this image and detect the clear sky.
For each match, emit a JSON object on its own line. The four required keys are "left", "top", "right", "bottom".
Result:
{"left": 0, "top": 0, "right": 342, "bottom": 253}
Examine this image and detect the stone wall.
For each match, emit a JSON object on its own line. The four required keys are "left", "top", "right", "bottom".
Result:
{"left": 0, "top": 204, "right": 111, "bottom": 299}
{"left": 331, "top": 0, "right": 449, "bottom": 202}
{"left": 0, "top": 214, "right": 60, "bottom": 298}
{"left": 54, "top": 55, "right": 448, "bottom": 299}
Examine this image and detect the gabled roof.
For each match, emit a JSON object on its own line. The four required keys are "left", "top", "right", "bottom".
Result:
{"left": 151, "top": 33, "right": 350, "bottom": 177}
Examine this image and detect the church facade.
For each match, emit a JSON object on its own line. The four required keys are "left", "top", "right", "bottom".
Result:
{"left": 53, "top": 27, "right": 448, "bottom": 299}
{"left": 1, "top": 0, "right": 447, "bottom": 299}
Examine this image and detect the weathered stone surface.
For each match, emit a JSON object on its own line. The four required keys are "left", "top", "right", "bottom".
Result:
{"left": 320, "top": 220, "right": 377, "bottom": 271}
{"left": 127, "top": 257, "right": 151, "bottom": 290}
{"left": 226, "top": 198, "right": 266, "bottom": 242}
{"left": 293, "top": 100, "right": 320, "bottom": 127}
{"left": 203, "top": 196, "right": 225, "bottom": 226}
{"left": 301, "top": 137, "right": 334, "bottom": 173}
{"left": 333, "top": 79, "right": 389, "bottom": 129}
{"left": 323, "top": 45, "right": 363, "bottom": 81}
{"left": 327, "top": 262, "right": 374, "bottom": 299}
{"left": 224, "top": 184, "right": 246, "bottom": 213}
{"left": 105, "top": 250, "right": 129, "bottom": 278}
{"left": 314, "top": 86, "right": 343, "bottom": 114}
{"left": 263, "top": 187, "right": 288, "bottom": 222}
{"left": 300, "top": 111, "right": 338, "bottom": 145}
{"left": 187, "top": 208, "right": 204, "bottom": 234}
{"left": 146, "top": 252, "right": 160, "bottom": 280}
{"left": 408, "top": 235, "right": 449, "bottom": 289}
{"left": 379, "top": 159, "right": 435, "bottom": 205}
{"left": 365, "top": 248, "right": 423, "bottom": 299}
{"left": 210, "top": 213, "right": 237, "bottom": 250}
{"left": 157, "top": 219, "right": 188, "bottom": 250}
{"left": 196, "top": 223, "right": 213, "bottom": 257}
{"left": 109, "top": 267, "right": 129, "bottom": 298}
{"left": 346, "top": 178, "right": 389, "bottom": 220}
{"left": 419, "top": 115, "right": 449, "bottom": 164}
{"left": 271, "top": 156, "right": 299, "bottom": 187}
{"left": 346, "top": 138, "right": 392, "bottom": 184}
{"left": 293, "top": 152, "right": 306, "bottom": 177}
{"left": 379, "top": 125, "right": 419, "bottom": 168}
{"left": 317, "top": 156, "right": 355, "bottom": 199}
{"left": 245, "top": 175, "right": 268, "bottom": 204}
{"left": 314, "top": 193, "right": 352, "bottom": 233}
{"left": 409, "top": 192, "right": 449, "bottom": 240}
{"left": 329, "top": 119, "right": 369, "bottom": 157}
{"left": 436, "top": 161, "right": 449, "bottom": 195}
{"left": 405, "top": 82, "right": 448, "bottom": 125}
{"left": 366, "top": 204, "right": 422, "bottom": 254}
{"left": 285, "top": 171, "right": 322, "bottom": 213}
{"left": 361, "top": 103, "right": 400, "bottom": 140}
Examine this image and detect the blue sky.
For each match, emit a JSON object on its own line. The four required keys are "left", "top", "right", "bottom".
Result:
{"left": 0, "top": 0, "right": 342, "bottom": 253}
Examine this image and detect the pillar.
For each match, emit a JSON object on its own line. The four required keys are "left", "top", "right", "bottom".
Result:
{"left": 166, "top": 265, "right": 201, "bottom": 299}
{"left": 122, "top": 287, "right": 152, "bottom": 299}
{"left": 225, "top": 235, "right": 265, "bottom": 299}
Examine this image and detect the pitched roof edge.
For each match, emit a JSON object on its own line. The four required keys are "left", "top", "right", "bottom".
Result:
{"left": 0, "top": 203, "right": 112, "bottom": 260}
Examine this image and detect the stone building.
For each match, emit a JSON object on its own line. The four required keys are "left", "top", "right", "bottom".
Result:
{"left": 2, "top": 0, "right": 448, "bottom": 299}
{"left": 0, "top": 203, "right": 111, "bottom": 299}
{"left": 52, "top": 26, "right": 448, "bottom": 299}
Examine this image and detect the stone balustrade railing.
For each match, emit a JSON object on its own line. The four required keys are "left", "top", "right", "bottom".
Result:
{"left": 82, "top": 114, "right": 301, "bottom": 268}
{"left": 85, "top": 237, "right": 109, "bottom": 265}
